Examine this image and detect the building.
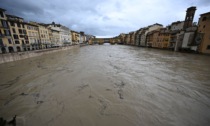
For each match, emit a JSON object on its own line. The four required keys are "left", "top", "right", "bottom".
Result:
{"left": 71, "top": 30, "right": 80, "bottom": 45}
{"left": 135, "top": 29, "right": 142, "bottom": 46}
{"left": 124, "top": 34, "right": 130, "bottom": 45}
{"left": 0, "top": 8, "right": 12, "bottom": 53}
{"left": 130, "top": 31, "right": 136, "bottom": 45}
{"left": 197, "top": 12, "right": 210, "bottom": 54}
{"left": 7, "top": 14, "right": 30, "bottom": 52}
{"left": 139, "top": 28, "right": 147, "bottom": 46}
{"left": 175, "top": 26, "right": 197, "bottom": 51}
{"left": 118, "top": 33, "right": 126, "bottom": 44}
{"left": 48, "top": 28, "right": 60, "bottom": 47}
{"left": 37, "top": 23, "right": 51, "bottom": 48}
{"left": 158, "top": 28, "right": 171, "bottom": 48}
{"left": 79, "top": 31, "right": 85, "bottom": 44}
{"left": 25, "top": 22, "right": 40, "bottom": 50}
{"left": 140, "top": 23, "right": 163, "bottom": 47}
{"left": 183, "top": 7, "right": 197, "bottom": 30}
{"left": 170, "top": 21, "right": 184, "bottom": 31}
{"left": 47, "top": 22, "right": 72, "bottom": 46}
{"left": 146, "top": 31, "right": 155, "bottom": 47}
{"left": 171, "top": 6, "right": 197, "bottom": 51}
{"left": 85, "top": 34, "right": 95, "bottom": 44}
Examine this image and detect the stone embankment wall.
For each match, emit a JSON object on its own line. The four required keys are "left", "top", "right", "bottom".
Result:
{"left": 0, "top": 45, "right": 79, "bottom": 64}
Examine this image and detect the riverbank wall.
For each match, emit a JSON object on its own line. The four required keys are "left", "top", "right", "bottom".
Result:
{"left": 0, "top": 45, "right": 79, "bottom": 64}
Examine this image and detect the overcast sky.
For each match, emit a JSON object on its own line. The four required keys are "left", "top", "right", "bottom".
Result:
{"left": 0, "top": 0, "right": 209, "bottom": 37}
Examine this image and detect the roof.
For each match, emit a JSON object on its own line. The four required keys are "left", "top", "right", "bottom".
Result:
{"left": 23, "top": 22, "right": 39, "bottom": 27}
{"left": 171, "top": 21, "right": 184, "bottom": 25}
{"left": 148, "top": 23, "right": 163, "bottom": 27}
{"left": 200, "top": 12, "right": 210, "bottom": 16}
{"left": 71, "top": 30, "right": 79, "bottom": 34}
{"left": 187, "top": 6, "right": 196, "bottom": 11}
{"left": 0, "top": 8, "right": 6, "bottom": 12}
{"left": 6, "top": 14, "right": 24, "bottom": 19}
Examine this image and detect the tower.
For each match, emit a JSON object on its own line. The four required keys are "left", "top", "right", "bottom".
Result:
{"left": 183, "top": 6, "right": 196, "bottom": 30}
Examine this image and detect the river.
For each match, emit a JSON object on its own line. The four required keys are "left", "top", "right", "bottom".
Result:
{"left": 0, "top": 44, "right": 210, "bottom": 126}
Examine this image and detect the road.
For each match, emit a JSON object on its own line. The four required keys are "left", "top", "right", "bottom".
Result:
{"left": 0, "top": 44, "right": 210, "bottom": 126}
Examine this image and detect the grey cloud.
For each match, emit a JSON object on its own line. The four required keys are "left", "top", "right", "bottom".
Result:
{"left": 0, "top": 0, "right": 209, "bottom": 37}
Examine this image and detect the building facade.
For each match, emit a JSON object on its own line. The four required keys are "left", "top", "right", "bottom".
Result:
{"left": 26, "top": 23, "right": 40, "bottom": 50}
{"left": 197, "top": 12, "right": 210, "bottom": 54}
{"left": 0, "top": 8, "right": 12, "bottom": 53}
{"left": 183, "top": 7, "right": 197, "bottom": 30}
{"left": 7, "top": 14, "right": 30, "bottom": 52}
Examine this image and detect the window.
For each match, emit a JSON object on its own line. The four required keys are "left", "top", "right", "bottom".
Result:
{"left": 23, "top": 30, "right": 26, "bottom": 34}
{"left": 17, "top": 23, "right": 21, "bottom": 28}
{"left": 207, "top": 45, "right": 210, "bottom": 50}
{"left": 22, "top": 40, "right": 25, "bottom": 44}
{"left": 1, "top": 20, "right": 8, "bottom": 28}
{"left": 13, "top": 34, "right": 19, "bottom": 39}
{"left": 12, "top": 28, "right": 16, "bottom": 33}
{"left": 8, "top": 39, "right": 12, "bottom": 44}
{"left": 27, "top": 26, "right": 31, "bottom": 30}
{"left": 202, "top": 17, "right": 207, "bottom": 21}
{"left": 19, "top": 35, "right": 24, "bottom": 38}
{"left": 0, "top": 12, "right": 4, "bottom": 18}
{"left": 4, "top": 30, "right": 10, "bottom": 36}
{"left": 15, "top": 40, "right": 20, "bottom": 44}
{"left": 18, "top": 29, "right": 23, "bottom": 34}
{"left": 203, "top": 25, "right": 205, "bottom": 28}
{"left": 26, "top": 41, "right": 29, "bottom": 44}
{"left": 10, "top": 22, "right": 15, "bottom": 26}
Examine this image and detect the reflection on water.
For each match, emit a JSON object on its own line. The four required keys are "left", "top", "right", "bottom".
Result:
{"left": 0, "top": 44, "right": 210, "bottom": 126}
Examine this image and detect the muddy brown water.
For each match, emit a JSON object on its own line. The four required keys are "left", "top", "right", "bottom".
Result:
{"left": 0, "top": 44, "right": 210, "bottom": 126}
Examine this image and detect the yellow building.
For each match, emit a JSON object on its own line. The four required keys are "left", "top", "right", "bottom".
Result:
{"left": 146, "top": 28, "right": 170, "bottom": 48}
{"left": 25, "top": 22, "right": 40, "bottom": 50}
{"left": 50, "top": 29, "right": 60, "bottom": 47}
{"left": 152, "top": 30, "right": 160, "bottom": 48}
{"left": 38, "top": 24, "right": 50, "bottom": 49}
{"left": 118, "top": 33, "right": 126, "bottom": 44}
{"left": 198, "top": 12, "right": 210, "bottom": 54}
{"left": 146, "top": 31, "right": 156, "bottom": 47}
{"left": 158, "top": 28, "right": 171, "bottom": 48}
{"left": 71, "top": 30, "right": 80, "bottom": 45}
{"left": 0, "top": 8, "right": 12, "bottom": 53}
{"left": 7, "top": 14, "right": 30, "bottom": 52}
{"left": 125, "top": 34, "right": 130, "bottom": 45}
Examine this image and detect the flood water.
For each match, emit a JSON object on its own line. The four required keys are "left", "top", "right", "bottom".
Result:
{"left": 0, "top": 44, "right": 210, "bottom": 126}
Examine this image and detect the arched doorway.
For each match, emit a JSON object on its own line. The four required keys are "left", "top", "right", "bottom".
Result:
{"left": 1, "top": 47, "right": 6, "bottom": 53}
{"left": 8, "top": 46, "right": 14, "bottom": 53}
{"left": 16, "top": 46, "right": 21, "bottom": 52}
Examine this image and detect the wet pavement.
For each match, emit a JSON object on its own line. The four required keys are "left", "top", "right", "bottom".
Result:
{"left": 0, "top": 44, "right": 210, "bottom": 126}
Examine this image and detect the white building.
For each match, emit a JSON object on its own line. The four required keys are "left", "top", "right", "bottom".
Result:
{"left": 47, "top": 22, "right": 72, "bottom": 46}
